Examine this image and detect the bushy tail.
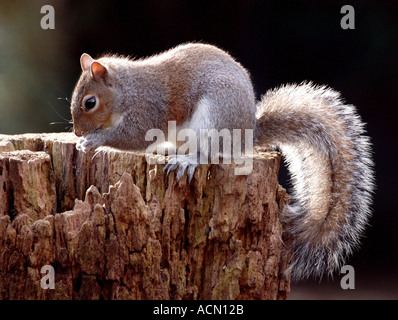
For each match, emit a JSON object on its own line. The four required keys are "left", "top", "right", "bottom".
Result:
{"left": 255, "top": 82, "right": 374, "bottom": 281}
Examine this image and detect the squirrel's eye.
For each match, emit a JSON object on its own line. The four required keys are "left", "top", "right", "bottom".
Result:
{"left": 84, "top": 97, "right": 97, "bottom": 111}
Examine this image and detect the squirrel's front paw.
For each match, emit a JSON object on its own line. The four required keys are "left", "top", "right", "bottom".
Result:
{"left": 164, "top": 154, "right": 199, "bottom": 182}
{"left": 76, "top": 134, "right": 101, "bottom": 152}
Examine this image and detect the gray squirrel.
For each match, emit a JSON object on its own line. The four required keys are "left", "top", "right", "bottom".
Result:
{"left": 70, "top": 43, "right": 374, "bottom": 280}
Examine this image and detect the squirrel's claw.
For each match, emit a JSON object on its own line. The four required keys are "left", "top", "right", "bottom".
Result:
{"left": 76, "top": 133, "right": 103, "bottom": 152}
{"left": 164, "top": 154, "right": 198, "bottom": 183}
{"left": 76, "top": 136, "right": 91, "bottom": 152}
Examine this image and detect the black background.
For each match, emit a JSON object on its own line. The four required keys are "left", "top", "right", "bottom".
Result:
{"left": 0, "top": 0, "right": 397, "bottom": 299}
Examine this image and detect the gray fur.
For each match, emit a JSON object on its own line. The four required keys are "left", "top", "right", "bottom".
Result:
{"left": 256, "top": 82, "right": 374, "bottom": 280}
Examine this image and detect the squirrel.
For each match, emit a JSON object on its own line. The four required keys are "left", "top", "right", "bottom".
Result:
{"left": 70, "top": 43, "right": 374, "bottom": 281}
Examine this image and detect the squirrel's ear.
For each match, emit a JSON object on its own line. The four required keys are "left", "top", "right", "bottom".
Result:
{"left": 90, "top": 61, "right": 108, "bottom": 80}
{"left": 80, "top": 53, "right": 94, "bottom": 72}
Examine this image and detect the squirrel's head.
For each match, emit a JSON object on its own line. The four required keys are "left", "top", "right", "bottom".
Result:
{"left": 70, "top": 53, "right": 115, "bottom": 137}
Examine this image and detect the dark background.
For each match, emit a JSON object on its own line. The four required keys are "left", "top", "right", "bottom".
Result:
{"left": 0, "top": 0, "right": 396, "bottom": 299}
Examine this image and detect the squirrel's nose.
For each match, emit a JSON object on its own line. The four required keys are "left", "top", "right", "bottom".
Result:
{"left": 74, "top": 128, "right": 83, "bottom": 137}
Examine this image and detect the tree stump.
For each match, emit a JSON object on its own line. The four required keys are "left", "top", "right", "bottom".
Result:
{"left": 0, "top": 133, "right": 291, "bottom": 300}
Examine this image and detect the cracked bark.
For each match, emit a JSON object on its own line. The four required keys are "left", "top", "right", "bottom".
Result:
{"left": 0, "top": 133, "right": 292, "bottom": 300}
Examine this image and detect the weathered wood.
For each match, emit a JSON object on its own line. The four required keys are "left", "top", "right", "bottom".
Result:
{"left": 0, "top": 150, "right": 56, "bottom": 221}
{"left": 0, "top": 133, "right": 291, "bottom": 300}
